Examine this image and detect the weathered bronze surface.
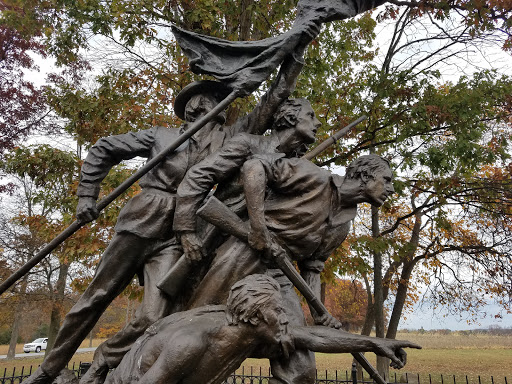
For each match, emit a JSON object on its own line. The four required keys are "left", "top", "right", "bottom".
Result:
{"left": 103, "top": 275, "right": 419, "bottom": 384}
{"left": 20, "top": 1, "right": 422, "bottom": 384}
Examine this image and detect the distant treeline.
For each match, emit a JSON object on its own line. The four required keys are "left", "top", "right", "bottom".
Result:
{"left": 399, "top": 326, "right": 512, "bottom": 336}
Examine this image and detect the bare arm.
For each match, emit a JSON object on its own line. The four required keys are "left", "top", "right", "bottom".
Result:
{"left": 292, "top": 326, "right": 421, "bottom": 369}
{"left": 242, "top": 159, "right": 271, "bottom": 251}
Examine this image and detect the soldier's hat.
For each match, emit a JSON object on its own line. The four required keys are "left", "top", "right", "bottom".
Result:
{"left": 174, "top": 80, "right": 232, "bottom": 120}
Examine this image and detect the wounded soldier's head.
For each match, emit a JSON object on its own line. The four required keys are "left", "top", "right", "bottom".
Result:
{"left": 226, "top": 274, "right": 292, "bottom": 355}
{"left": 226, "top": 274, "right": 287, "bottom": 327}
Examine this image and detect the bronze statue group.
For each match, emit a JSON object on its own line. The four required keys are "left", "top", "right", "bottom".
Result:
{"left": 22, "top": 2, "right": 421, "bottom": 383}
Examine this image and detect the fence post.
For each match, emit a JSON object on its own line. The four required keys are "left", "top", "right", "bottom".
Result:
{"left": 79, "top": 362, "right": 91, "bottom": 378}
{"left": 352, "top": 362, "right": 357, "bottom": 384}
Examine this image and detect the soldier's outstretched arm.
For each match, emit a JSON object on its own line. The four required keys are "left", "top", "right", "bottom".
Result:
{"left": 292, "top": 326, "right": 421, "bottom": 369}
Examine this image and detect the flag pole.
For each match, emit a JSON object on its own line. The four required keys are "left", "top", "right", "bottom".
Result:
{"left": 0, "top": 90, "right": 238, "bottom": 296}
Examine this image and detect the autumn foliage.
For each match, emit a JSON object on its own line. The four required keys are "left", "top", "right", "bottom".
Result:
{"left": 0, "top": 25, "right": 46, "bottom": 160}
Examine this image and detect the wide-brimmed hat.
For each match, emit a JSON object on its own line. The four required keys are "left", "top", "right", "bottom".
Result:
{"left": 174, "top": 80, "right": 232, "bottom": 120}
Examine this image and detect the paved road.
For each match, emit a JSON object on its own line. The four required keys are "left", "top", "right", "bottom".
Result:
{"left": 0, "top": 347, "right": 96, "bottom": 359}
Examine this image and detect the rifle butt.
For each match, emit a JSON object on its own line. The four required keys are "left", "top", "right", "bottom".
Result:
{"left": 157, "top": 256, "right": 193, "bottom": 297}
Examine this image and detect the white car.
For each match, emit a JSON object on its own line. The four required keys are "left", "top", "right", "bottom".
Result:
{"left": 23, "top": 338, "right": 48, "bottom": 353}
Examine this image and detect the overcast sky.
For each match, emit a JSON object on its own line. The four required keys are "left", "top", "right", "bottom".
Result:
{"left": 398, "top": 302, "right": 512, "bottom": 330}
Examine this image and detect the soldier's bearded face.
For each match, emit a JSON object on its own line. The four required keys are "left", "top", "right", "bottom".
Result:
{"left": 362, "top": 166, "right": 394, "bottom": 207}
{"left": 185, "top": 95, "right": 217, "bottom": 122}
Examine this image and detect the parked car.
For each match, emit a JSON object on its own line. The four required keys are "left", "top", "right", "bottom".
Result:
{"left": 23, "top": 338, "right": 48, "bottom": 353}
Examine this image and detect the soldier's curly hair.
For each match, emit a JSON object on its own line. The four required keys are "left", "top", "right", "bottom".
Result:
{"left": 226, "top": 274, "right": 281, "bottom": 325}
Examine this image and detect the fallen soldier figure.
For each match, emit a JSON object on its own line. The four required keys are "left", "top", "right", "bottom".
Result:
{"left": 104, "top": 274, "right": 420, "bottom": 384}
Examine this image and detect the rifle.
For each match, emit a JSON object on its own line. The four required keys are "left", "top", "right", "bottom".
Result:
{"left": 156, "top": 115, "right": 367, "bottom": 296}
{"left": 303, "top": 115, "right": 366, "bottom": 161}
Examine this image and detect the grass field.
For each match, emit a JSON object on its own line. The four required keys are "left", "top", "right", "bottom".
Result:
{"left": 1, "top": 333, "right": 510, "bottom": 383}
{"left": 237, "top": 333, "right": 512, "bottom": 384}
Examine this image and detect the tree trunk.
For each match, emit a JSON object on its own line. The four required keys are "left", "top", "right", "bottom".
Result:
{"left": 239, "top": 0, "right": 253, "bottom": 41}
{"left": 386, "top": 260, "right": 417, "bottom": 339}
{"left": 46, "top": 262, "right": 69, "bottom": 356}
{"left": 386, "top": 212, "right": 422, "bottom": 339}
{"left": 360, "top": 284, "right": 375, "bottom": 337}
{"left": 7, "top": 275, "right": 28, "bottom": 359}
{"left": 371, "top": 205, "right": 388, "bottom": 380}
{"left": 356, "top": 300, "right": 375, "bottom": 381}
{"left": 7, "top": 304, "right": 23, "bottom": 359}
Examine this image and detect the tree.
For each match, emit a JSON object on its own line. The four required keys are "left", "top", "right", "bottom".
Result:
{"left": 0, "top": 144, "right": 140, "bottom": 354}
{"left": 317, "top": 6, "right": 512, "bottom": 378}
{"left": 0, "top": 25, "right": 47, "bottom": 161}
{"left": 324, "top": 279, "right": 369, "bottom": 331}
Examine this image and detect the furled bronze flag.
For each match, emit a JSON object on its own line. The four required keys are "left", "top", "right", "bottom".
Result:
{"left": 172, "top": 0, "right": 386, "bottom": 96}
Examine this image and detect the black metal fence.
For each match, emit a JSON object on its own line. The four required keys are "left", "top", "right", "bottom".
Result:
{"left": 0, "top": 361, "right": 90, "bottom": 384}
{"left": 1, "top": 363, "right": 509, "bottom": 384}
{"left": 224, "top": 365, "right": 363, "bottom": 384}
{"left": 222, "top": 366, "right": 510, "bottom": 384}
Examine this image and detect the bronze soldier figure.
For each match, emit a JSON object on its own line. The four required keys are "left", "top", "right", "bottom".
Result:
{"left": 105, "top": 274, "right": 419, "bottom": 384}
{"left": 174, "top": 153, "right": 394, "bottom": 383}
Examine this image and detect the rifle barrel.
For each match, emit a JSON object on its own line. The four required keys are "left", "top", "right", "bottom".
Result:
{"left": 303, "top": 115, "right": 367, "bottom": 161}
